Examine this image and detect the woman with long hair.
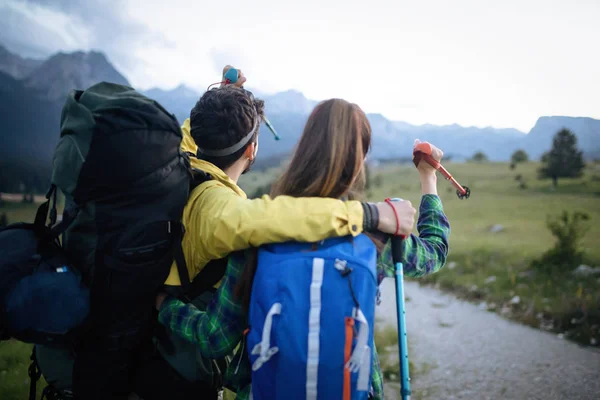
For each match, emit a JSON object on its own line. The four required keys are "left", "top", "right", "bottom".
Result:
{"left": 156, "top": 98, "right": 450, "bottom": 399}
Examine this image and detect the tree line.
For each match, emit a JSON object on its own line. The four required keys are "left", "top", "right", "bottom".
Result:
{"left": 470, "top": 128, "right": 586, "bottom": 187}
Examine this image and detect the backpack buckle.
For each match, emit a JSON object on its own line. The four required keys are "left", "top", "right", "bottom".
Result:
{"left": 335, "top": 259, "right": 352, "bottom": 276}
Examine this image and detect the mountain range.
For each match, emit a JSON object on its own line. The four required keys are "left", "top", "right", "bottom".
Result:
{"left": 0, "top": 45, "right": 599, "bottom": 192}
{"left": 138, "top": 87, "right": 600, "bottom": 164}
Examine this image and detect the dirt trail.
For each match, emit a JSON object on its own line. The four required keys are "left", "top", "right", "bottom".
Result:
{"left": 377, "top": 280, "right": 600, "bottom": 400}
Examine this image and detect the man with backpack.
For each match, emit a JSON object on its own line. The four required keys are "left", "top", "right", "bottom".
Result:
{"left": 136, "top": 68, "right": 416, "bottom": 399}
{"left": 161, "top": 67, "right": 414, "bottom": 290}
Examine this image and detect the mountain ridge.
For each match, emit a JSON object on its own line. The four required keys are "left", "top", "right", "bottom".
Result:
{"left": 0, "top": 45, "right": 43, "bottom": 79}
{"left": 0, "top": 45, "right": 599, "bottom": 192}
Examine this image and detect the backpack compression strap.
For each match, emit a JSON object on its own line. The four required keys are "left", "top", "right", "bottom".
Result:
{"left": 34, "top": 185, "right": 79, "bottom": 238}
{"left": 28, "top": 347, "right": 42, "bottom": 400}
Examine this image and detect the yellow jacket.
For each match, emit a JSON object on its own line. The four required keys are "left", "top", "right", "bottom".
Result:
{"left": 164, "top": 119, "right": 365, "bottom": 285}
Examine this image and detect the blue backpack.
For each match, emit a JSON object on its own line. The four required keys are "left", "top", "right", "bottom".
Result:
{"left": 247, "top": 234, "right": 377, "bottom": 400}
{"left": 0, "top": 199, "right": 90, "bottom": 346}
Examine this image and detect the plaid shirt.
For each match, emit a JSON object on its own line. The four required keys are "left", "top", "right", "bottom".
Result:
{"left": 159, "top": 194, "right": 450, "bottom": 399}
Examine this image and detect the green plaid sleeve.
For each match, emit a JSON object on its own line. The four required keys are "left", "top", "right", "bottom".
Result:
{"left": 378, "top": 194, "right": 450, "bottom": 281}
{"left": 158, "top": 253, "right": 247, "bottom": 359}
{"left": 370, "top": 343, "right": 384, "bottom": 400}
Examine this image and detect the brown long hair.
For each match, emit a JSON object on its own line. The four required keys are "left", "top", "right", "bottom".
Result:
{"left": 271, "top": 99, "right": 371, "bottom": 199}
{"left": 236, "top": 99, "right": 376, "bottom": 310}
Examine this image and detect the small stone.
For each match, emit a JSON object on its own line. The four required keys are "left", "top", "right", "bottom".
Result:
{"left": 540, "top": 321, "right": 554, "bottom": 331}
{"left": 501, "top": 306, "right": 511, "bottom": 315}
{"left": 557, "top": 333, "right": 565, "bottom": 340}
{"left": 484, "top": 276, "right": 497, "bottom": 284}
{"left": 489, "top": 224, "right": 504, "bottom": 233}
{"left": 478, "top": 302, "right": 488, "bottom": 310}
{"left": 448, "top": 261, "right": 457, "bottom": 270}
{"left": 590, "top": 338, "right": 598, "bottom": 346}
{"left": 510, "top": 295, "right": 521, "bottom": 305}
{"left": 573, "top": 265, "right": 600, "bottom": 277}
{"left": 534, "top": 377, "right": 542, "bottom": 383}
{"left": 487, "top": 302, "right": 497, "bottom": 311}
{"left": 470, "top": 285, "right": 479, "bottom": 292}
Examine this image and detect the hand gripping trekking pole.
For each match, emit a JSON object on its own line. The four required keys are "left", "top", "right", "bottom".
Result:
{"left": 388, "top": 198, "right": 411, "bottom": 400}
{"left": 413, "top": 143, "right": 470, "bottom": 199}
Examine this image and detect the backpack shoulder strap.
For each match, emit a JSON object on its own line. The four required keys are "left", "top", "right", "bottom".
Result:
{"left": 187, "top": 257, "right": 228, "bottom": 300}
{"left": 173, "top": 168, "right": 214, "bottom": 294}
{"left": 173, "top": 221, "right": 191, "bottom": 292}
{"left": 174, "top": 169, "right": 226, "bottom": 299}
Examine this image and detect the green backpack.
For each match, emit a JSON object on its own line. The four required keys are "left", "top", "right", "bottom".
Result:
{"left": 27, "top": 82, "right": 231, "bottom": 399}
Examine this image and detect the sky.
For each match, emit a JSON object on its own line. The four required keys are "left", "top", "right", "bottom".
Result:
{"left": 1, "top": 0, "right": 599, "bottom": 132}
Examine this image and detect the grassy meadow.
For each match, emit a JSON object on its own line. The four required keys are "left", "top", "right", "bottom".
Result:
{"left": 362, "top": 161, "right": 600, "bottom": 346}
{"left": 1, "top": 160, "right": 599, "bottom": 399}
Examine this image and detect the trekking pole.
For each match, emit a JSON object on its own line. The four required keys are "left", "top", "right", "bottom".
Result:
{"left": 388, "top": 198, "right": 411, "bottom": 400}
{"left": 224, "top": 68, "right": 280, "bottom": 141}
{"left": 413, "top": 143, "right": 470, "bottom": 199}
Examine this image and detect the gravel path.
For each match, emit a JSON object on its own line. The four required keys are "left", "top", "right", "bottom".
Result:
{"left": 376, "top": 280, "right": 600, "bottom": 400}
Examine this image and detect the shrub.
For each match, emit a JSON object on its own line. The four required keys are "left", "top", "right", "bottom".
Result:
{"left": 531, "top": 211, "right": 591, "bottom": 273}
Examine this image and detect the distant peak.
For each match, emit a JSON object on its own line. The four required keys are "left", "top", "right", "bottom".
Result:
{"left": 274, "top": 89, "right": 308, "bottom": 99}
{"left": 48, "top": 49, "right": 109, "bottom": 63}
{"left": 173, "top": 84, "right": 200, "bottom": 96}
{"left": 280, "top": 89, "right": 303, "bottom": 95}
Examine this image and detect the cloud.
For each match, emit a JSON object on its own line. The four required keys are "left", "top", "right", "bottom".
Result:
{"left": 0, "top": 1, "right": 84, "bottom": 58}
{"left": 0, "top": 0, "right": 174, "bottom": 75}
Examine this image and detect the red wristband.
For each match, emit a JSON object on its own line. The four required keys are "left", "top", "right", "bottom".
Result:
{"left": 384, "top": 198, "right": 401, "bottom": 236}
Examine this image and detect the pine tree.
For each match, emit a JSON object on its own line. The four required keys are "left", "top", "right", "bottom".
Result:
{"left": 538, "top": 129, "right": 585, "bottom": 188}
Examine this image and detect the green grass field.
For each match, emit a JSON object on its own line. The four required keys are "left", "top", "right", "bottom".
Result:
{"left": 363, "top": 161, "right": 600, "bottom": 345}
{"left": 1, "top": 161, "right": 599, "bottom": 398}
{"left": 366, "top": 161, "right": 600, "bottom": 260}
